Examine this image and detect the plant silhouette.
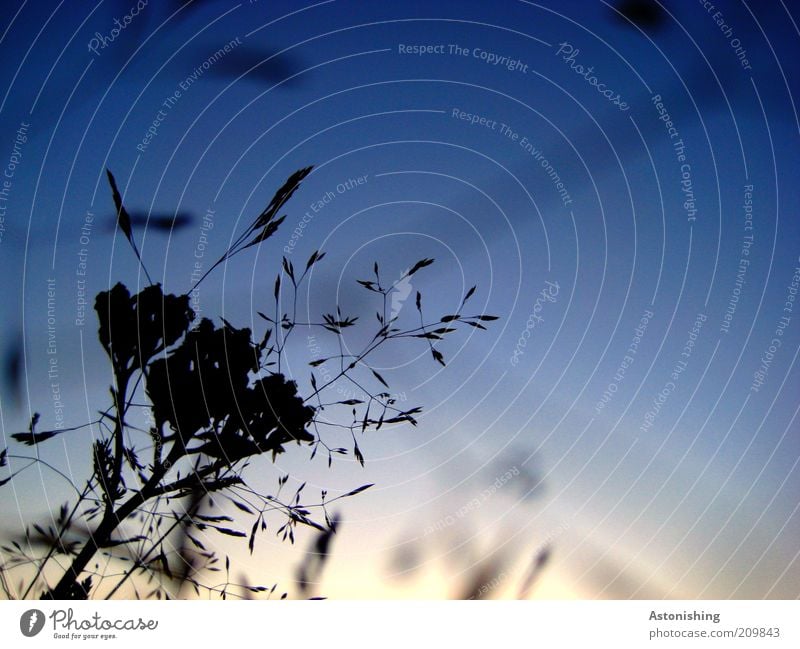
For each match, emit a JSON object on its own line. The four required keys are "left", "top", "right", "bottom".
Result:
{"left": 0, "top": 167, "right": 496, "bottom": 600}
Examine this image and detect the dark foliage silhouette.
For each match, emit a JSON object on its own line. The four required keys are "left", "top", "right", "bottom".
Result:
{"left": 2, "top": 333, "right": 23, "bottom": 409}
{"left": 0, "top": 167, "right": 496, "bottom": 600}
{"left": 613, "top": 0, "right": 666, "bottom": 31}
{"left": 210, "top": 47, "right": 305, "bottom": 86}
{"left": 102, "top": 211, "right": 195, "bottom": 234}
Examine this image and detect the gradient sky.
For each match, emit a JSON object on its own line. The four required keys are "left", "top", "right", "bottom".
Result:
{"left": 1, "top": 0, "right": 799, "bottom": 599}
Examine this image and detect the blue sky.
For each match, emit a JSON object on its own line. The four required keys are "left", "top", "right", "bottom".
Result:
{"left": 0, "top": 0, "right": 799, "bottom": 599}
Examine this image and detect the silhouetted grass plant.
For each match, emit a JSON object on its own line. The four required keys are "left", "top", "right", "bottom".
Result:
{"left": 0, "top": 167, "right": 496, "bottom": 600}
